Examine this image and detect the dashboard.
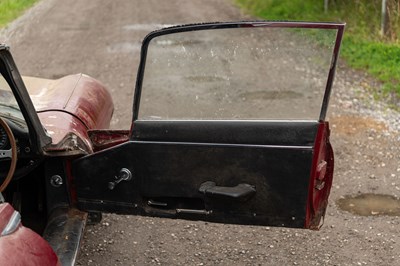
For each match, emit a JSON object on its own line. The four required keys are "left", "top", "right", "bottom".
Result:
{"left": 0, "top": 117, "right": 31, "bottom": 156}
{"left": 0, "top": 117, "right": 41, "bottom": 180}
{"left": 0, "top": 125, "right": 8, "bottom": 149}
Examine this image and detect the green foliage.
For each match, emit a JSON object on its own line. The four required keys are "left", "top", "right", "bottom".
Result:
{"left": 0, "top": 0, "right": 39, "bottom": 27}
{"left": 236, "top": 0, "right": 324, "bottom": 21}
{"left": 342, "top": 36, "right": 400, "bottom": 95}
{"left": 236, "top": 0, "right": 400, "bottom": 97}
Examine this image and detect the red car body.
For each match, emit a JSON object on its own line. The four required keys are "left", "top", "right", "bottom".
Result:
{"left": 0, "top": 73, "right": 114, "bottom": 265}
{"left": 25, "top": 74, "right": 115, "bottom": 153}
{"left": 0, "top": 203, "right": 60, "bottom": 265}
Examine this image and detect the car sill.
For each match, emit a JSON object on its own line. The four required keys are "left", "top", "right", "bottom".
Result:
{"left": 43, "top": 207, "right": 87, "bottom": 266}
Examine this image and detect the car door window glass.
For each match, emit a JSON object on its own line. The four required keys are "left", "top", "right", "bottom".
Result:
{"left": 139, "top": 27, "right": 337, "bottom": 120}
{"left": 0, "top": 74, "right": 24, "bottom": 122}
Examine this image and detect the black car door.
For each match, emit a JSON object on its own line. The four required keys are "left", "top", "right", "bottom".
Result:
{"left": 73, "top": 21, "right": 344, "bottom": 229}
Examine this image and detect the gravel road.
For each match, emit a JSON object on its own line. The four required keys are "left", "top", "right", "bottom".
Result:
{"left": 1, "top": 0, "right": 399, "bottom": 265}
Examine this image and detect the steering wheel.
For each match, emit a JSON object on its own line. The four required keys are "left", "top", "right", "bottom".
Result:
{"left": 0, "top": 117, "right": 17, "bottom": 192}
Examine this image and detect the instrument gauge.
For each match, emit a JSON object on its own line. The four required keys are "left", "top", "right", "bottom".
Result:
{"left": 0, "top": 125, "right": 8, "bottom": 149}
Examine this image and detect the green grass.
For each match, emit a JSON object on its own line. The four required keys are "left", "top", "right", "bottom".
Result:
{"left": 235, "top": 0, "right": 400, "bottom": 98}
{"left": 0, "top": 0, "right": 39, "bottom": 28}
{"left": 343, "top": 37, "right": 400, "bottom": 95}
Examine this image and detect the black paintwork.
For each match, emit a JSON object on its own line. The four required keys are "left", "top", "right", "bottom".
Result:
{"left": 132, "top": 120, "right": 318, "bottom": 146}
{"left": 44, "top": 158, "right": 71, "bottom": 215}
{"left": 74, "top": 121, "right": 317, "bottom": 228}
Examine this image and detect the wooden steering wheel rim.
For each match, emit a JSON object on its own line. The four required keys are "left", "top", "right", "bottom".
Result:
{"left": 0, "top": 117, "right": 17, "bottom": 192}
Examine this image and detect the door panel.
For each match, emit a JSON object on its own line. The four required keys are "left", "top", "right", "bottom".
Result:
{"left": 73, "top": 21, "right": 343, "bottom": 229}
{"left": 131, "top": 120, "right": 318, "bottom": 146}
{"left": 73, "top": 122, "right": 321, "bottom": 228}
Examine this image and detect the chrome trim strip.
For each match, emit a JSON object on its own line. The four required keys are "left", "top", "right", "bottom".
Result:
{"left": 1, "top": 211, "right": 21, "bottom": 236}
{"left": 176, "top": 209, "right": 210, "bottom": 215}
{"left": 136, "top": 119, "right": 318, "bottom": 123}
{"left": 131, "top": 140, "right": 313, "bottom": 150}
{"left": 0, "top": 149, "right": 12, "bottom": 158}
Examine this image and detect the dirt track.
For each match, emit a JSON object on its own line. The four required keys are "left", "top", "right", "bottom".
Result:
{"left": 1, "top": 0, "right": 400, "bottom": 265}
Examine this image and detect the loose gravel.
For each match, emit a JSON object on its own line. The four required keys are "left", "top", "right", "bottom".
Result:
{"left": 1, "top": 0, "right": 399, "bottom": 265}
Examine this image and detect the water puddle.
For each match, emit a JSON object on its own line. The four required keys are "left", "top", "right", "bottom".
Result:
{"left": 337, "top": 193, "right": 400, "bottom": 216}
{"left": 239, "top": 90, "right": 303, "bottom": 100}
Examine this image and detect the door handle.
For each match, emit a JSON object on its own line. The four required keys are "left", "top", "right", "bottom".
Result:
{"left": 199, "top": 181, "right": 256, "bottom": 201}
{"left": 108, "top": 168, "right": 132, "bottom": 190}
